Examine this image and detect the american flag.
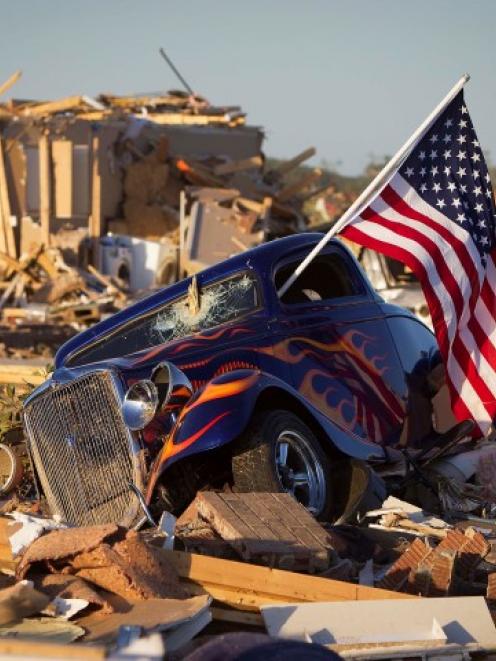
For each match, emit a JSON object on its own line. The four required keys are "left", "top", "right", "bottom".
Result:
{"left": 340, "top": 91, "right": 496, "bottom": 436}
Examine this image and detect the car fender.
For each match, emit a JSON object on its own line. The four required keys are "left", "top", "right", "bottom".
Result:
{"left": 145, "top": 368, "right": 386, "bottom": 502}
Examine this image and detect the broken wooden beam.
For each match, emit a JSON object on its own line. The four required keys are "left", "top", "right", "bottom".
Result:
{"left": 0, "top": 71, "right": 21, "bottom": 99}
{"left": 0, "top": 358, "right": 47, "bottom": 386}
{"left": 213, "top": 156, "right": 263, "bottom": 176}
{"left": 265, "top": 147, "right": 316, "bottom": 181}
{"left": 22, "top": 95, "right": 86, "bottom": 117}
{"left": 277, "top": 168, "right": 323, "bottom": 202}
{"left": 38, "top": 135, "right": 51, "bottom": 248}
{"left": 160, "top": 549, "right": 417, "bottom": 612}
{"left": 0, "top": 139, "right": 15, "bottom": 259}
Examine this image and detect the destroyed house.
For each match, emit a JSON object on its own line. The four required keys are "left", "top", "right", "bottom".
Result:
{"left": 0, "top": 92, "right": 264, "bottom": 269}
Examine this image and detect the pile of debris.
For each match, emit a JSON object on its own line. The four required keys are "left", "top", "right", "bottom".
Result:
{"left": 115, "top": 138, "right": 324, "bottom": 276}
{"left": 0, "top": 242, "right": 128, "bottom": 363}
{"left": 0, "top": 487, "right": 496, "bottom": 658}
{"left": 0, "top": 70, "right": 327, "bottom": 300}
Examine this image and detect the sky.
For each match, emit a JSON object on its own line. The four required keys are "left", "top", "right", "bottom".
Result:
{"left": 1, "top": 0, "right": 495, "bottom": 175}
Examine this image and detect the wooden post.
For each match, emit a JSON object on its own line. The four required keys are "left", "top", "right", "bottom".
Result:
{"left": 38, "top": 134, "right": 51, "bottom": 248}
{"left": 90, "top": 134, "right": 102, "bottom": 267}
{"left": 0, "top": 138, "right": 16, "bottom": 258}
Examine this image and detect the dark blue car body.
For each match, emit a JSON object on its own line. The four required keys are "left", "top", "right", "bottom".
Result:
{"left": 23, "top": 233, "right": 439, "bottom": 525}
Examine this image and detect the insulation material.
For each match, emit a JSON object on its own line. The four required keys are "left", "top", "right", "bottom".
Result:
{"left": 16, "top": 523, "right": 120, "bottom": 578}
{"left": 7, "top": 512, "right": 65, "bottom": 558}
{"left": 71, "top": 531, "right": 186, "bottom": 600}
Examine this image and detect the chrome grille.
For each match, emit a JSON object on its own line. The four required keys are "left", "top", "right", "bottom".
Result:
{"left": 23, "top": 371, "right": 140, "bottom": 527}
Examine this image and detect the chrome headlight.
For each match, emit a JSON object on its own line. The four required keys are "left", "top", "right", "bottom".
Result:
{"left": 121, "top": 380, "right": 159, "bottom": 430}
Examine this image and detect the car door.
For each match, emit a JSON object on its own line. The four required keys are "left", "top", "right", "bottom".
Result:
{"left": 271, "top": 245, "right": 407, "bottom": 446}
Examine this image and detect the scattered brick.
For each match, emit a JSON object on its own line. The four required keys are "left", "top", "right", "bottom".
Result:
{"left": 188, "top": 491, "right": 334, "bottom": 572}
{"left": 377, "top": 538, "right": 431, "bottom": 591}
{"left": 436, "top": 528, "right": 489, "bottom": 579}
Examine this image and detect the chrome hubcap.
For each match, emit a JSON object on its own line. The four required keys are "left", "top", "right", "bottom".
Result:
{"left": 274, "top": 430, "right": 326, "bottom": 515}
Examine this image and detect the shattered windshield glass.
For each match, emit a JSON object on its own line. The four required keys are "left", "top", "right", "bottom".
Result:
{"left": 67, "top": 272, "right": 260, "bottom": 366}
{"left": 152, "top": 273, "right": 258, "bottom": 344}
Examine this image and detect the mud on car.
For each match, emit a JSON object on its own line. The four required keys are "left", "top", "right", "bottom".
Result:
{"left": 23, "top": 233, "right": 445, "bottom": 526}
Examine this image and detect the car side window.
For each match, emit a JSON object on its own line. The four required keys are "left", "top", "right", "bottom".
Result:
{"left": 68, "top": 272, "right": 259, "bottom": 365}
{"left": 275, "top": 252, "right": 363, "bottom": 305}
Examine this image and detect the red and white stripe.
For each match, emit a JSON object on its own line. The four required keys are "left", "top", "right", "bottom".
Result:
{"left": 341, "top": 173, "right": 496, "bottom": 435}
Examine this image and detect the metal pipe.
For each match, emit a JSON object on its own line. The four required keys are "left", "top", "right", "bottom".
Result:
{"left": 159, "top": 48, "right": 194, "bottom": 96}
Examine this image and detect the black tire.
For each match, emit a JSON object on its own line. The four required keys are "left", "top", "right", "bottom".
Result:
{"left": 231, "top": 409, "right": 334, "bottom": 520}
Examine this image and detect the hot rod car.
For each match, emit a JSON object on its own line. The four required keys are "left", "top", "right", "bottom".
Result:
{"left": 23, "top": 233, "right": 462, "bottom": 527}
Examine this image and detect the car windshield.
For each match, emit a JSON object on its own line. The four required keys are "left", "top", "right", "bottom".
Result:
{"left": 67, "top": 272, "right": 259, "bottom": 366}
{"left": 153, "top": 273, "right": 258, "bottom": 343}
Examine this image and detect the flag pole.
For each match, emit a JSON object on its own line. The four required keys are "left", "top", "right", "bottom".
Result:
{"left": 277, "top": 73, "right": 470, "bottom": 298}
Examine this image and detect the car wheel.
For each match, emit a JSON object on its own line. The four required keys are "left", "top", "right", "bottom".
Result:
{"left": 231, "top": 410, "right": 333, "bottom": 520}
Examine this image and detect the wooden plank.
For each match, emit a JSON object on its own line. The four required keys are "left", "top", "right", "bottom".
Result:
{"left": 89, "top": 134, "right": 102, "bottom": 265}
{"left": 52, "top": 140, "right": 73, "bottom": 218}
{"left": 0, "top": 71, "right": 22, "bottom": 99}
{"left": 0, "top": 359, "right": 47, "bottom": 385}
{"left": 0, "top": 638, "right": 105, "bottom": 659}
{"left": 22, "top": 95, "right": 85, "bottom": 117}
{"left": 38, "top": 135, "right": 51, "bottom": 247}
{"left": 147, "top": 113, "right": 245, "bottom": 126}
{"left": 0, "top": 138, "right": 15, "bottom": 258}
{"left": 214, "top": 156, "right": 263, "bottom": 176}
{"left": 268, "top": 147, "right": 316, "bottom": 178}
{"left": 211, "top": 607, "right": 264, "bottom": 627}
{"left": 277, "top": 168, "right": 322, "bottom": 202}
{"left": 162, "top": 550, "right": 418, "bottom": 605}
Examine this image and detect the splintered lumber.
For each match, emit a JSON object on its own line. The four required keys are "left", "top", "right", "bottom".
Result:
{"left": 161, "top": 550, "right": 417, "bottom": 612}
{"left": 0, "top": 139, "right": 15, "bottom": 258}
{"left": 214, "top": 155, "right": 263, "bottom": 176}
{"left": 0, "top": 71, "right": 21, "bottom": 99}
{"left": 176, "top": 159, "right": 225, "bottom": 188}
{"left": 21, "top": 95, "right": 86, "bottom": 117}
{"left": 0, "top": 358, "right": 47, "bottom": 386}
{"left": 99, "top": 93, "right": 192, "bottom": 109}
{"left": 87, "top": 264, "right": 126, "bottom": 301}
{"left": 89, "top": 135, "right": 102, "bottom": 263}
{"left": 148, "top": 112, "right": 245, "bottom": 126}
{"left": 38, "top": 135, "right": 51, "bottom": 247}
{"left": 0, "top": 516, "right": 22, "bottom": 573}
{"left": 267, "top": 147, "right": 316, "bottom": 178}
{"left": 277, "top": 168, "right": 323, "bottom": 202}
{"left": 0, "top": 639, "right": 105, "bottom": 659}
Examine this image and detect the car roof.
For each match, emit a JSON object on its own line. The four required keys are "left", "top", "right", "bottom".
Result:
{"left": 195, "top": 232, "right": 329, "bottom": 281}
{"left": 55, "top": 233, "right": 341, "bottom": 367}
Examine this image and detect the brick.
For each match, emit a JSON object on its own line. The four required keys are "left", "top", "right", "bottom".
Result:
{"left": 188, "top": 491, "right": 333, "bottom": 572}
{"left": 377, "top": 538, "right": 431, "bottom": 591}
{"left": 436, "top": 528, "right": 489, "bottom": 578}
{"left": 410, "top": 549, "right": 456, "bottom": 596}
{"left": 487, "top": 572, "right": 496, "bottom": 603}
